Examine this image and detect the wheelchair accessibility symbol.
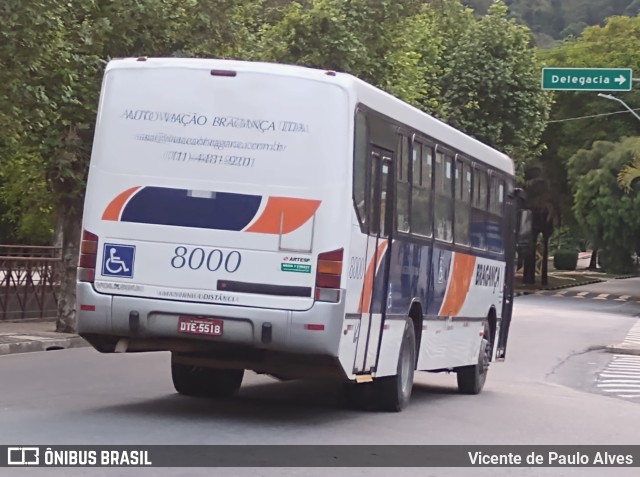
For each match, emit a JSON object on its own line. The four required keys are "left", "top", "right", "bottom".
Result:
{"left": 101, "top": 243, "right": 135, "bottom": 278}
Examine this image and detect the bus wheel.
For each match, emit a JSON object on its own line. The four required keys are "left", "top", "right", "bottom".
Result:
{"left": 456, "top": 324, "right": 491, "bottom": 395}
{"left": 374, "top": 318, "right": 416, "bottom": 412}
{"left": 171, "top": 355, "right": 244, "bottom": 398}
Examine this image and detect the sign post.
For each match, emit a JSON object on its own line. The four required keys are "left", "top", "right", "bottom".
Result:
{"left": 541, "top": 68, "right": 632, "bottom": 92}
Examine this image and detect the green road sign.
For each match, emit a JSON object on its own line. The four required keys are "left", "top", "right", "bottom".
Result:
{"left": 541, "top": 68, "right": 633, "bottom": 91}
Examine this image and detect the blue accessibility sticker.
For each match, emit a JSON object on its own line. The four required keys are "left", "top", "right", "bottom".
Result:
{"left": 101, "top": 243, "right": 136, "bottom": 278}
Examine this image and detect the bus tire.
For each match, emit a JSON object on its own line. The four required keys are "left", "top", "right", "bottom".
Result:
{"left": 374, "top": 317, "right": 416, "bottom": 412}
{"left": 456, "top": 324, "right": 491, "bottom": 395}
{"left": 171, "top": 357, "right": 244, "bottom": 398}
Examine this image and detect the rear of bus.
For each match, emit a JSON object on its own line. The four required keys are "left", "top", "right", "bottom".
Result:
{"left": 77, "top": 58, "right": 352, "bottom": 376}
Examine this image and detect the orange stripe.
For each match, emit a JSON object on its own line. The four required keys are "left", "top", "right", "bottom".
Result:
{"left": 357, "top": 240, "right": 388, "bottom": 314}
{"left": 439, "top": 252, "right": 476, "bottom": 316}
{"left": 245, "top": 197, "right": 321, "bottom": 234}
{"left": 101, "top": 187, "right": 141, "bottom": 221}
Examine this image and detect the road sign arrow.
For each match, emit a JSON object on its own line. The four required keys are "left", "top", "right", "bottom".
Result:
{"left": 615, "top": 75, "right": 627, "bottom": 85}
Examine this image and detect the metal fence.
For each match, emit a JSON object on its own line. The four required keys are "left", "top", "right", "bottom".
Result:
{"left": 0, "top": 246, "right": 61, "bottom": 320}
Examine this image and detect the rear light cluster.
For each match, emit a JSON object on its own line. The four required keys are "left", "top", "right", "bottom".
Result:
{"left": 78, "top": 229, "right": 98, "bottom": 283}
{"left": 315, "top": 248, "right": 343, "bottom": 303}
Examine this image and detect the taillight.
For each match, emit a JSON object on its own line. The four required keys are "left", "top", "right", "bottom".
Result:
{"left": 78, "top": 229, "right": 98, "bottom": 283}
{"left": 315, "top": 248, "right": 343, "bottom": 303}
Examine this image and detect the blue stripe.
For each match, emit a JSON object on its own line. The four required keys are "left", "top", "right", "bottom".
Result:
{"left": 121, "top": 187, "right": 262, "bottom": 231}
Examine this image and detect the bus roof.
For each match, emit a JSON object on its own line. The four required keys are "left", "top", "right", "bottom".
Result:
{"left": 106, "top": 58, "right": 514, "bottom": 176}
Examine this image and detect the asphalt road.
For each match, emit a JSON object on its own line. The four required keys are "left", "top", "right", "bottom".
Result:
{"left": 562, "top": 277, "right": 640, "bottom": 297}
{"left": 1, "top": 296, "right": 639, "bottom": 477}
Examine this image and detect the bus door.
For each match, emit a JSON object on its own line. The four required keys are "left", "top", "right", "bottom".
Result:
{"left": 354, "top": 147, "right": 394, "bottom": 374}
{"left": 496, "top": 187, "right": 517, "bottom": 360}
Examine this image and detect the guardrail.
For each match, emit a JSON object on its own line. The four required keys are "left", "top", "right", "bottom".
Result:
{"left": 0, "top": 246, "right": 61, "bottom": 320}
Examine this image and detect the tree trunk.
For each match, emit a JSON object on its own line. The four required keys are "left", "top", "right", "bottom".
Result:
{"left": 541, "top": 233, "right": 549, "bottom": 286}
{"left": 523, "top": 240, "right": 537, "bottom": 285}
{"left": 55, "top": 203, "right": 82, "bottom": 333}
{"left": 53, "top": 212, "right": 64, "bottom": 248}
{"left": 588, "top": 249, "right": 598, "bottom": 270}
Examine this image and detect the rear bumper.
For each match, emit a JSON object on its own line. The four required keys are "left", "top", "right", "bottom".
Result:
{"left": 76, "top": 282, "right": 345, "bottom": 357}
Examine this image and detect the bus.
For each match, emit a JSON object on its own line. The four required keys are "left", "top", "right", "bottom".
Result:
{"left": 77, "top": 58, "right": 519, "bottom": 412}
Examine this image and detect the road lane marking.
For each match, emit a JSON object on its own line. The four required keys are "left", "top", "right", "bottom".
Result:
{"left": 597, "top": 380, "right": 640, "bottom": 384}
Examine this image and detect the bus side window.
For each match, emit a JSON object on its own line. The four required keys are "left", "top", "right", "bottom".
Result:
{"left": 488, "top": 176, "right": 505, "bottom": 253}
{"left": 471, "top": 166, "right": 488, "bottom": 250}
{"left": 396, "top": 135, "right": 410, "bottom": 233}
{"left": 410, "top": 142, "right": 432, "bottom": 237}
{"left": 454, "top": 159, "right": 471, "bottom": 246}
{"left": 434, "top": 151, "right": 453, "bottom": 242}
{"left": 354, "top": 110, "right": 368, "bottom": 229}
{"left": 368, "top": 151, "right": 380, "bottom": 234}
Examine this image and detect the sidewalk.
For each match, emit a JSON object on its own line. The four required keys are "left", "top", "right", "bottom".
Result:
{"left": 0, "top": 320, "right": 87, "bottom": 356}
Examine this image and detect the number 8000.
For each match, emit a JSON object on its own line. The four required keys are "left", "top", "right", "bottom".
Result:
{"left": 171, "top": 246, "right": 242, "bottom": 273}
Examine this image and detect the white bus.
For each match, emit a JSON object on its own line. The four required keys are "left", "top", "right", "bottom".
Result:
{"left": 77, "top": 58, "right": 519, "bottom": 411}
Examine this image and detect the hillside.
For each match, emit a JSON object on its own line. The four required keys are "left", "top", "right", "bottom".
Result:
{"left": 463, "top": 0, "right": 640, "bottom": 45}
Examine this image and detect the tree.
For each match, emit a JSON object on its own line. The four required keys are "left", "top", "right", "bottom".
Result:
{"left": 0, "top": 0, "right": 261, "bottom": 332}
{"left": 253, "top": 0, "right": 437, "bottom": 108}
{"left": 0, "top": 149, "right": 55, "bottom": 244}
{"left": 466, "top": 0, "right": 637, "bottom": 43}
{"left": 540, "top": 15, "right": 640, "bottom": 162}
{"left": 521, "top": 158, "right": 566, "bottom": 285}
{"left": 535, "top": 14, "right": 640, "bottom": 278}
{"left": 256, "top": 0, "right": 551, "bottom": 171}
{"left": 568, "top": 137, "right": 640, "bottom": 274}
{"left": 617, "top": 151, "right": 640, "bottom": 192}
{"left": 433, "top": 1, "right": 552, "bottom": 171}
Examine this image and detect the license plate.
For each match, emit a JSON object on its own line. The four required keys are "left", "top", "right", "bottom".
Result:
{"left": 177, "top": 316, "right": 223, "bottom": 336}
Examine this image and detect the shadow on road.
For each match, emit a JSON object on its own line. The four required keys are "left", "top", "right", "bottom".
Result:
{"left": 90, "top": 376, "right": 463, "bottom": 423}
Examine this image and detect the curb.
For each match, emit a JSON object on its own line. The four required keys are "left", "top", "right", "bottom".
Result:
{"left": 514, "top": 290, "right": 533, "bottom": 297}
{"left": 514, "top": 278, "right": 604, "bottom": 296}
{"left": 539, "top": 278, "right": 604, "bottom": 291}
{"left": 605, "top": 344, "right": 640, "bottom": 356}
{"left": 0, "top": 335, "right": 88, "bottom": 356}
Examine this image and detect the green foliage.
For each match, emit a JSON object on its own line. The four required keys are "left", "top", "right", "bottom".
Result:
{"left": 549, "top": 225, "right": 584, "bottom": 254}
{"left": 253, "top": 0, "right": 435, "bottom": 109}
{"left": 539, "top": 17, "right": 640, "bottom": 160}
{"left": 254, "top": 0, "right": 550, "bottom": 170}
{"left": 0, "top": 0, "right": 262, "bottom": 241}
{"left": 434, "top": 1, "right": 552, "bottom": 169}
{"left": 568, "top": 137, "right": 640, "bottom": 274}
{"left": 553, "top": 249, "right": 578, "bottom": 270}
{"left": 597, "top": 248, "right": 637, "bottom": 274}
{"left": 464, "top": 0, "right": 637, "bottom": 43}
{"left": 0, "top": 149, "right": 54, "bottom": 244}
{"left": 618, "top": 152, "right": 640, "bottom": 192}
{"left": 533, "top": 15, "right": 640, "bottom": 254}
